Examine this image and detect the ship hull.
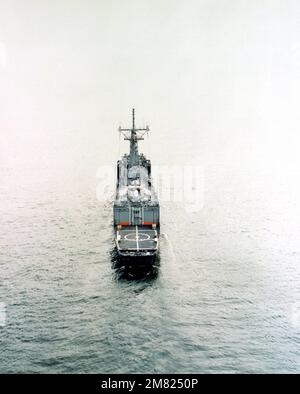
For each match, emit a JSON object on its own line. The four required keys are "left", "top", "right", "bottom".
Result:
{"left": 112, "top": 249, "right": 160, "bottom": 281}
{"left": 113, "top": 110, "right": 160, "bottom": 263}
{"left": 115, "top": 253, "right": 158, "bottom": 266}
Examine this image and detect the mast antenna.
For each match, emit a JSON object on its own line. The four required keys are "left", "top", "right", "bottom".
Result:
{"left": 118, "top": 109, "right": 149, "bottom": 165}
{"left": 132, "top": 108, "right": 135, "bottom": 130}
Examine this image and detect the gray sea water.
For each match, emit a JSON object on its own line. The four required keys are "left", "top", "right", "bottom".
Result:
{"left": 1, "top": 0, "right": 300, "bottom": 375}
{"left": 0, "top": 135, "right": 300, "bottom": 373}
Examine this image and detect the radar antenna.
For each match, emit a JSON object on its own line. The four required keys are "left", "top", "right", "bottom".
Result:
{"left": 118, "top": 108, "right": 149, "bottom": 165}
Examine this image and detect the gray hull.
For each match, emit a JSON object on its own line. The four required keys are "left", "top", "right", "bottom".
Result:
{"left": 113, "top": 109, "right": 160, "bottom": 258}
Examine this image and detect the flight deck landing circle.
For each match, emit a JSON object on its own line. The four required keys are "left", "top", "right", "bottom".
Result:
{"left": 124, "top": 233, "right": 151, "bottom": 242}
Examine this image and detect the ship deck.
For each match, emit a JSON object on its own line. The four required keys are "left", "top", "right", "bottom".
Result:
{"left": 116, "top": 226, "right": 158, "bottom": 253}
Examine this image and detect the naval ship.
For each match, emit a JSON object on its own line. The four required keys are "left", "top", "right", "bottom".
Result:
{"left": 113, "top": 109, "right": 160, "bottom": 259}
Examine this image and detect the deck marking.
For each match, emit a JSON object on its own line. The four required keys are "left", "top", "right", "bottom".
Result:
{"left": 124, "top": 233, "right": 150, "bottom": 241}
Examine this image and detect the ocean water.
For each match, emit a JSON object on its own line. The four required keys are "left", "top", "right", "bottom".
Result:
{"left": 1, "top": 0, "right": 300, "bottom": 375}
{"left": 0, "top": 137, "right": 300, "bottom": 374}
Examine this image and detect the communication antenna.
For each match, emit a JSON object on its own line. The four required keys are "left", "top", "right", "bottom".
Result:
{"left": 118, "top": 108, "right": 149, "bottom": 165}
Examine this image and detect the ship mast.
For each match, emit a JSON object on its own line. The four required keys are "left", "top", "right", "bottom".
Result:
{"left": 119, "top": 108, "right": 149, "bottom": 166}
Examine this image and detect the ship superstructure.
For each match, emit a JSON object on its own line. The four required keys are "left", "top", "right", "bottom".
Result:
{"left": 114, "top": 109, "right": 160, "bottom": 258}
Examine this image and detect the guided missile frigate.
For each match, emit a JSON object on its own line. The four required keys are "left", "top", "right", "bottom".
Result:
{"left": 113, "top": 109, "right": 160, "bottom": 259}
